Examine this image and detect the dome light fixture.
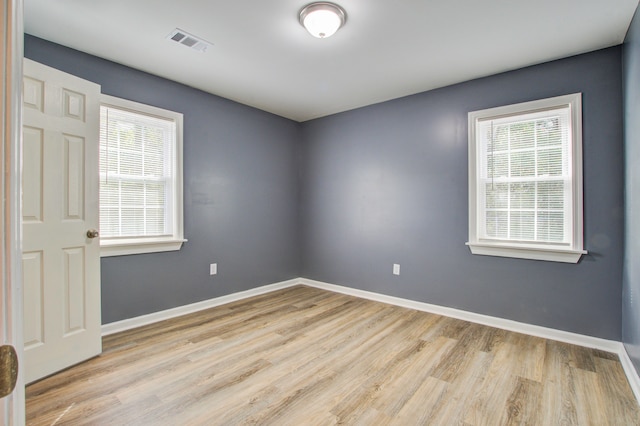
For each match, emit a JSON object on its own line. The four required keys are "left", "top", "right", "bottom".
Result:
{"left": 299, "top": 2, "right": 347, "bottom": 39}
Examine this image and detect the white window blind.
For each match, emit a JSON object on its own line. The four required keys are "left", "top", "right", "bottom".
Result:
{"left": 478, "top": 107, "right": 571, "bottom": 245}
{"left": 467, "top": 94, "right": 585, "bottom": 263}
{"left": 99, "top": 104, "right": 176, "bottom": 239}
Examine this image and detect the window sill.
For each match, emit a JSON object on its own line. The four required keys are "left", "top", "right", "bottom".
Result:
{"left": 100, "top": 237, "right": 187, "bottom": 257}
{"left": 466, "top": 242, "right": 586, "bottom": 263}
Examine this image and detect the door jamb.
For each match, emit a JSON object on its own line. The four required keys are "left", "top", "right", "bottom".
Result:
{"left": 1, "top": 0, "right": 25, "bottom": 423}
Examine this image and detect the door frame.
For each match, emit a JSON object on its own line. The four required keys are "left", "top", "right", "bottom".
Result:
{"left": 1, "top": 0, "right": 25, "bottom": 423}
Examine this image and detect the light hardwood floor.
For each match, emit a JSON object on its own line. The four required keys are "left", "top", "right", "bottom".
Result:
{"left": 26, "top": 285, "right": 640, "bottom": 425}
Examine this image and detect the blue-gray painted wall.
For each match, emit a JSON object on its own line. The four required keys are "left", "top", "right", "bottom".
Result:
{"left": 25, "top": 35, "right": 626, "bottom": 341}
{"left": 300, "top": 47, "right": 624, "bottom": 340}
{"left": 623, "top": 7, "right": 640, "bottom": 373}
{"left": 24, "top": 35, "right": 301, "bottom": 324}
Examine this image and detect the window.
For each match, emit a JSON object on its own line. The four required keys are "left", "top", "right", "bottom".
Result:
{"left": 467, "top": 93, "right": 586, "bottom": 263}
{"left": 99, "top": 95, "right": 185, "bottom": 256}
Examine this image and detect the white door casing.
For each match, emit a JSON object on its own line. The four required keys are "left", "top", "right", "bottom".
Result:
{"left": 22, "top": 58, "right": 102, "bottom": 384}
{"left": 2, "top": 0, "right": 25, "bottom": 422}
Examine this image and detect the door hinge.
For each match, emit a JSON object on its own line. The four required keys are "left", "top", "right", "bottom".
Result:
{"left": 0, "top": 345, "right": 18, "bottom": 398}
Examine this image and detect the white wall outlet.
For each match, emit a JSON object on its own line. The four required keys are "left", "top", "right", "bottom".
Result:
{"left": 393, "top": 263, "right": 400, "bottom": 276}
{"left": 210, "top": 263, "right": 217, "bottom": 275}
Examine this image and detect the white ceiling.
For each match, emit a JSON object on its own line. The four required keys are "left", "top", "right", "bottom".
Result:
{"left": 24, "top": 0, "right": 639, "bottom": 122}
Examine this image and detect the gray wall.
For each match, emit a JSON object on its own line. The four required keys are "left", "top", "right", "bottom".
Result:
{"left": 624, "top": 7, "right": 640, "bottom": 373}
{"left": 300, "top": 47, "right": 624, "bottom": 340}
{"left": 25, "top": 35, "right": 301, "bottom": 324}
{"left": 25, "top": 35, "right": 627, "bottom": 341}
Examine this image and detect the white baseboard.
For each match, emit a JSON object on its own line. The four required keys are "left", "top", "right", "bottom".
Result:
{"left": 299, "top": 278, "right": 640, "bottom": 403}
{"left": 299, "top": 278, "right": 619, "bottom": 351}
{"left": 101, "top": 276, "right": 640, "bottom": 403}
{"left": 618, "top": 344, "right": 640, "bottom": 403}
{"left": 101, "top": 278, "right": 300, "bottom": 336}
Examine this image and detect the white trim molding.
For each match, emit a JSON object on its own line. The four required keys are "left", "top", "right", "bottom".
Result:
{"left": 299, "top": 278, "right": 618, "bottom": 351}
{"left": 98, "top": 94, "right": 185, "bottom": 257}
{"left": 618, "top": 346, "right": 640, "bottom": 404}
{"left": 101, "top": 276, "right": 640, "bottom": 404}
{"left": 466, "top": 242, "right": 586, "bottom": 264}
{"left": 100, "top": 238, "right": 187, "bottom": 257}
{"left": 1, "top": 0, "right": 25, "bottom": 421}
{"left": 467, "top": 93, "right": 585, "bottom": 263}
{"left": 101, "top": 278, "right": 299, "bottom": 336}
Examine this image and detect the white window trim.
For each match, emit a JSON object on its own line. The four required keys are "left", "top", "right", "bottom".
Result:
{"left": 467, "top": 93, "right": 586, "bottom": 263}
{"left": 99, "top": 95, "right": 186, "bottom": 257}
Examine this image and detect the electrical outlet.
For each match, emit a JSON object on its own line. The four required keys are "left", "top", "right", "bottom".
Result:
{"left": 210, "top": 263, "right": 217, "bottom": 275}
{"left": 393, "top": 264, "right": 400, "bottom": 276}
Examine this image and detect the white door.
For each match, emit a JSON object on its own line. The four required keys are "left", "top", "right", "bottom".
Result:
{"left": 22, "top": 58, "right": 102, "bottom": 384}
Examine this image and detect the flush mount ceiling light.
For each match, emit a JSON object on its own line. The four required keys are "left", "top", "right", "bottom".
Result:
{"left": 299, "top": 2, "right": 347, "bottom": 39}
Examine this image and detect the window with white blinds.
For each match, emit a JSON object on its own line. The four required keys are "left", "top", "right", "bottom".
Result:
{"left": 99, "top": 95, "right": 184, "bottom": 256}
{"left": 467, "top": 94, "right": 585, "bottom": 263}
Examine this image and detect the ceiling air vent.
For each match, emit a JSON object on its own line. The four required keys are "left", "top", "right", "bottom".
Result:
{"left": 166, "top": 28, "right": 212, "bottom": 53}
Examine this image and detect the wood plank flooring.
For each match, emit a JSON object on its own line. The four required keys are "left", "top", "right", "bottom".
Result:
{"left": 26, "top": 285, "right": 640, "bottom": 425}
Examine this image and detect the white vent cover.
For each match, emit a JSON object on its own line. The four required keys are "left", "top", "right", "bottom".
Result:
{"left": 166, "top": 28, "right": 212, "bottom": 52}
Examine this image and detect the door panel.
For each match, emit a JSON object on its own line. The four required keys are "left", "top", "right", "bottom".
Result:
{"left": 22, "top": 58, "right": 102, "bottom": 384}
{"left": 64, "top": 133, "right": 85, "bottom": 220}
{"left": 63, "top": 246, "right": 86, "bottom": 334}
{"left": 22, "top": 126, "right": 43, "bottom": 222}
{"left": 22, "top": 251, "right": 44, "bottom": 349}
